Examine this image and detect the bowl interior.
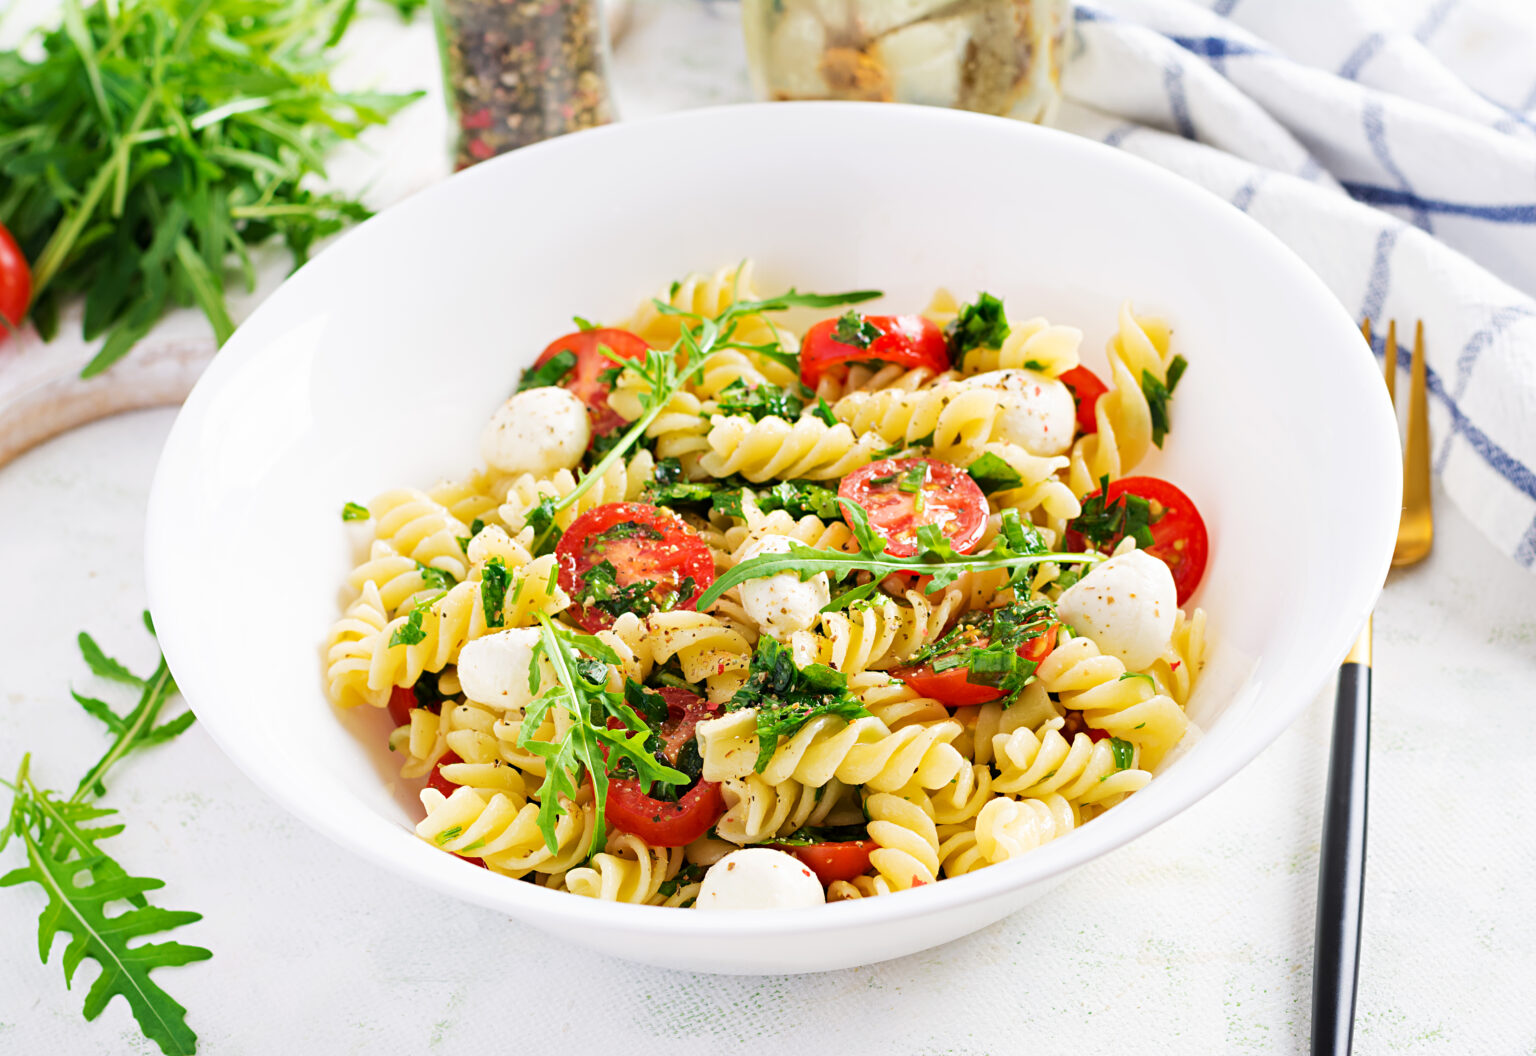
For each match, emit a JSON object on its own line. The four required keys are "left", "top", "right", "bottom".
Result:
{"left": 146, "top": 103, "right": 1399, "bottom": 970}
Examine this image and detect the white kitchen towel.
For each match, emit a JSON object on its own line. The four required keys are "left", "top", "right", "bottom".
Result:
{"left": 1056, "top": 0, "right": 1536, "bottom": 569}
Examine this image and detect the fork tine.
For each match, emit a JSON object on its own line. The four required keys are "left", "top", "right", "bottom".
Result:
{"left": 1384, "top": 319, "right": 1398, "bottom": 406}
{"left": 1395, "top": 321, "right": 1434, "bottom": 564}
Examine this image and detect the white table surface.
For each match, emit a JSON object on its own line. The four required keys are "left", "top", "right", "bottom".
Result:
{"left": 4, "top": 3, "right": 1536, "bottom": 1054}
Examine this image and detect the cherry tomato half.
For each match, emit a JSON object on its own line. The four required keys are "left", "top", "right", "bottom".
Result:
{"left": 605, "top": 777, "right": 726, "bottom": 848}
{"left": 776, "top": 840, "right": 877, "bottom": 887}
{"left": 894, "top": 623, "right": 1059, "bottom": 708}
{"left": 838, "top": 457, "right": 988, "bottom": 559}
{"left": 531, "top": 327, "right": 650, "bottom": 437}
{"left": 1059, "top": 365, "right": 1108, "bottom": 437}
{"left": 800, "top": 313, "right": 949, "bottom": 388}
{"left": 426, "top": 750, "right": 465, "bottom": 797}
{"left": 1064, "top": 476, "right": 1209, "bottom": 605}
{"left": 0, "top": 221, "right": 31, "bottom": 341}
{"left": 555, "top": 502, "right": 715, "bottom": 632}
{"left": 657, "top": 686, "right": 717, "bottom": 765}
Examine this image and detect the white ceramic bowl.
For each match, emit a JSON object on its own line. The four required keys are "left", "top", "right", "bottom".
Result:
{"left": 146, "top": 103, "right": 1400, "bottom": 974}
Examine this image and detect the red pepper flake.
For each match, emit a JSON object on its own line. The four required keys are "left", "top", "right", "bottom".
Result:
{"left": 467, "top": 137, "right": 495, "bottom": 160}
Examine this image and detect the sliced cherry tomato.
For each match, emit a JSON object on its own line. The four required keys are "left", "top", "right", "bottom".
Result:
{"left": 426, "top": 750, "right": 465, "bottom": 797}
{"left": 0, "top": 221, "right": 31, "bottom": 340}
{"left": 531, "top": 327, "right": 650, "bottom": 437}
{"left": 776, "top": 840, "right": 877, "bottom": 887}
{"left": 657, "top": 686, "right": 717, "bottom": 765}
{"left": 386, "top": 685, "right": 418, "bottom": 728}
{"left": 895, "top": 622, "right": 1059, "bottom": 707}
{"left": 838, "top": 457, "right": 988, "bottom": 559}
{"left": 1059, "top": 365, "right": 1108, "bottom": 437}
{"left": 1064, "top": 476, "right": 1209, "bottom": 604}
{"left": 556, "top": 502, "right": 715, "bottom": 632}
{"left": 800, "top": 312, "right": 948, "bottom": 388}
{"left": 605, "top": 777, "right": 726, "bottom": 848}
{"left": 1059, "top": 710, "right": 1111, "bottom": 743}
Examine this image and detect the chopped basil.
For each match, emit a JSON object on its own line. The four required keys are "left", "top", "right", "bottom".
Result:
{"left": 726, "top": 636, "right": 870, "bottom": 771}
{"left": 456, "top": 517, "right": 488, "bottom": 555}
{"left": 594, "top": 521, "right": 663, "bottom": 543}
{"left": 481, "top": 556, "right": 511, "bottom": 628}
{"left": 945, "top": 292, "right": 1009, "bottom": 365}
{"left": 388, "top": 589, "right": 449, "bottom": 648}
{"left": 1068, "top": 475, "right": 1159, "bottom": 551}
{"left": 907, "top": 600, "right": 1057, "bottom": 699}
{"left": 341, "top": 501, "right": 370, "bottom": 522}
{"left": 715, "top": 377, "right": 805, "bottom": 421}
{"left": 1141, "top": 354, "right": 1188, "bottom": 448}
{"left": 1118, "top": 671, "right": 1155, "bottom": 687}
{"left": 832, "top": 310, "right": 882, "bottom": 350}
{"left": 416, "top": 562, "right": 459, "bottom": 592}
{"left": 572, "top": 315, "right": 597, "bottom": 331}
{"left": 967, "top": 452, "right": 1024, "bottom": 494}
{"left": 812, "top": 396, "right": 837, "bottom": 427}
{"left": 1109, "top": 737, "right": 1135, "bottom": 770}
{"left": 896, "top": 462, "right": 927, "bottom": 514}
{"left": 516, "top": 348, "right": 576, "bottom": 392}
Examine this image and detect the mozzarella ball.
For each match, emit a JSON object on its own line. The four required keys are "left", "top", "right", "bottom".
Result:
{"left": 962, "top": 369, "right": 1075, "bottom": 456}
{"left": 696, "top": 848, "right": 826, "bottom": 910}
{"left": 737, "top": 535, "right": 830, "bottom": 638}
{"left": 1055, "top": 549, "right": 1177, "bottom": 672}
{"left": 455, "top": 627, "right": 555, "bottom": 710}
{"left": 481, "top": 387, "right": 590, "bottom": 475}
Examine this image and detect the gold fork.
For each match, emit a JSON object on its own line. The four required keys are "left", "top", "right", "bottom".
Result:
{"left": 1311, "top": 320, "right": 1433, "bottom": 1056}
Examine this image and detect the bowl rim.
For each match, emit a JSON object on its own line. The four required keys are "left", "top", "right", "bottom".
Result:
{"left": 145, "top": 100, "right": 1401, "bottom": 940}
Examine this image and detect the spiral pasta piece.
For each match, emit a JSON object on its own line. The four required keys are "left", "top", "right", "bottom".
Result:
{"left": 607, "top": 380, "right": 714, "bottom": 465}
{"left": 369, "top": 489, "right": 473, "bottom": 581}
{"left": 716, "top": 776, "right": 853, "bottom": 845}
{"left": 416, "top": 787, "right": 594, "bottom": 876}
{"left": 847, "top": 673, "right": 951, "bottom": 731}
{"left": 990, "top": 722, "right": 1151, "bottom": 804}
{"left": 759, "top": 715, "right": 968, "bottom": 793}
{"left": 564, "top": 832, "right": 681, "bottom": 904}
{"left": 938, "top": 793, "right": 1077, "bottom": 875}
{"left": 1035, "top": 636, "right": 1189, "bottom": 768}
{"left": 976, "top": 441, "right": 1081, "bottom": 528}
{"left": 1146, "top": 607, "right": 1208, "bottom": 707}
{"left": 832, "top": 383, "right": 1001, "bottom": 466}
{"left": 719, "top": 504, "right": 858, "bottom": 566}
{"left": 427, "top": 476, "right": 505, "bottom": 532}
{"left": 699, "top": 414, "right": 887, "bottom": 483}
{"left": 813, "top": 360, "right": 955, "bottom": 403}
{"left": 643, "top": 610, "right": 753, "bottom": 703}
{"left": 808, "top": 590, "right": 961, "bottom": 675}
{"left": 497, "top": 450, "right": 656, "bottom": 533}
{"left": 1068, "top": 303, "right": 1178, "bottom": 496}
{"left": 622, "top": 261, "right": 760, "bottom": 344}
{"left": 325, "top": 581, "right": 391, "bottom": 709}
{"left": 959, "top": 317, "right": 1082, "bottom": 379}
{"left": 865, "top": 792, "right": 940, "bottom": 891}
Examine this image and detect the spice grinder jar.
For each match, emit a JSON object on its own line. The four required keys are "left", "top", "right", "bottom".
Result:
{"left": 432, "top": 0, "right": 616, "bottom": 168}
{"left": 741, "top": 0, "right": 1070, "bottom": 123}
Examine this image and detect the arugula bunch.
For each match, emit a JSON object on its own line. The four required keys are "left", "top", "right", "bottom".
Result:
{"left": 906, "top": 600, "right": 1057, "bottom": 699}
{"left": 520, "top": 615, "right": 688, "bottom": 854}
{"left": 2, "top": 616, "right": 208, "bottom": 1055}
{"left": 724, "top": 636, "right": 870, "bottom": 771}
{"left": 697, "top": 503, "right": 1103, "bottom": 610}
{"left": 0, "top": 0, "right": 421, "bottom": 375}
{"left": 523, "top": 278, "right": 880, "bottom": 553}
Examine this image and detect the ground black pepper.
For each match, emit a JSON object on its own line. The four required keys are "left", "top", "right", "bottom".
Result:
{"left": 433, "top": 0, "right": 614, "bottom": 169}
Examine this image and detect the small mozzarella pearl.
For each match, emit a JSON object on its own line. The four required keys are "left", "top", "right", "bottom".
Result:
{"left": 455, "top": 627, "right": 554, "bottom": 710}
{"left": 963, "top": 369, "right": 1076, "bottom": 457}
{"left": 737, "top": 535, "right": 830, "bottom": 638}
{"left": 481, "top": 387, "right": 590, "bottom": 475}
{"left": 696, "top": 848, "right": 826, "bottom": 910}
{"left": 1056, "top": 549, "right": 1177, "bottom": 672}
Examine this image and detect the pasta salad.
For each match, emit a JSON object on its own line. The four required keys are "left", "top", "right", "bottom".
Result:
{"left": 324, "top": 263, "right": 1209, "bottom": 909}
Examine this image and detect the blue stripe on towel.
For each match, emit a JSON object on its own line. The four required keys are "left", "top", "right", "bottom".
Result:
{"left": 1164, "top": 62, "right": 1197, "bottom": 139}
{"left": 1342, "top": 184, "right": 1536, "bottom": 224}
{"left": 1514, "top": 516, "right": 1536, "bottom": 569}
{"left": 1363, "top": 102, "right": 1433, "bottom": 232}
{"left": 1360, "top": 227, "right": 1400, "bottom": 323}
{"left": 1338, "top": 32, "right": 1386, "bottom": 80}
{"left": 1414, "top": 0, "right": 1462, "bottom": 43}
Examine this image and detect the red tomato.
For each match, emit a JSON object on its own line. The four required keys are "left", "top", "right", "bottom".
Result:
{"left": 657, "top": 687, "right": 716, "bottom": 765}
{"left": 895, "top": 623, "right": 1059, "bottom": 707}
{"left": 531, "top": 328, "right": 650, "bottom": 437}
{"left": 0, "top": 222, "right": 30, "bottom": 340}
{"left": 838, "top": 457, "right": 988, "bottom": 559}
{"left": 605, "top": 777, "right": 726, "bottom": 848}
{"left": 555, "top": 502, "right": 715, "bottom": 632}
{"left": 1064, "top": 476, "right": 1209, "bottom": 605}
{"left": 777, "top": 841, "right": 877, "bottom": 887}
{"left": 426, "top": 750, "right": 464, "bottom": 797}
{"left": 1059, "top": 366, "right": 1108, "bottom": 436}
{"left": 800, "top": 313, "right": 948, "bottom": 388}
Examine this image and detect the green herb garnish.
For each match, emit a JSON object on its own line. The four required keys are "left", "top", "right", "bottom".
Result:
{"left": 1068, "top": 475, "right": 1159, "bottom": 551}
{"left": 715, "top": 378, "right": 804, "bottom": 422}
{"left": 945, "top": 292, "right": 1010, "bottom": 365}
{"left": 480, "top": 557, "right": 511, "bottom": 628}
{"left": 726, "top": 637, "right": 870, "bottom": 771}
{"left": 908, "top": 600, "right": 1056, "bottom": 698}
{"left": 341, "top": 501, "right": 370, "bottom": 522}
{"left": 1141, "top": 354, "right": 1188, "bottom": 448}
{"left": 832, "top": 311, "right": 882, "bottom": 350}
{"left": 416, "top": 563, "right": 459, "bottom": 592}
{"left": 966, "top": 452, "right": 1024, "bottom": 494}
{"left": 1109, "top": 737, "right": 1135, "bottom": 770}
{"left": 517, "top": 349, "right": 577, "bottom": 392}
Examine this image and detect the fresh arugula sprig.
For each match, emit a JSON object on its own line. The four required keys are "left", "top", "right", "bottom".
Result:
{"left": 519, "top": 615, "right": 688, "bottom": 854}
{"left": 724, "top": 636, "right": 870, "bottom": 771}
{"left": 0, "top": 0, "right": 422, "bottom": 376}
{"left": 698, "top": 502, "right": 1102, "bottom": 609}
{"left": 1, "top": 616, "right": 208, "bottom": 1056}
{"left": 523, "top": 281, "right": 880, "bottom": 554}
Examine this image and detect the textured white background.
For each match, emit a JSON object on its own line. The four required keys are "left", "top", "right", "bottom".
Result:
{"left": 3, "top": 3, "right": 1536, "bottom": 1054}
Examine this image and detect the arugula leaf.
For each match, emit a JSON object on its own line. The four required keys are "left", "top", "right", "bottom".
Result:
{"left": 698, "top": 499, "right": 1096, "bottom": 609}
{"left": 820, "top": 579, "right": 883, "bottom": 613}
{"left": 480, "top": 557, "right": 510, "bottom": 629}
{"left": 1068, "top": 475, "right": 1159, "bottom": 551}
{"left": 726, "top": 637, "right": 870, "bottom": 771}
{"left": 517, "top": 348, "right": 577, "bottom": 392}
{"left": 832, "top": 311, "right": 882, "bottom": 350}
{"left": 1140, "top": 354, "right": 1188, "bottom": 448}
{"left": 572, "top": 315, "right": 597, "bottom": 331}
{"left": 77, "top": 632, "right": 144, "bottom": 688}
{"left": 388, "top": 590, "right": 448, "bottom": 648}
{"left": 1109, "top": 737, "right": 1136, "bottom": 770}
{"left": 519, "top": 616, "right": 687, "bottom": 853}
{"left": 967, "top": 452, "right": 1024, "bottom": 494}
{"left": 341, "top": 501, "right": 370, "bottom": 522}
{"left": 946, "top": 292, "right": 1010, "bottom": 364}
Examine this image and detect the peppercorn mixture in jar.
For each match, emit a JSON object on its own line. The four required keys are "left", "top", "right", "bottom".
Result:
{"left": 741, "top": 0, "right": 1071, "bottom": 122}
{"left": 433, "top": 0, "right": 616, "bottom": 168}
